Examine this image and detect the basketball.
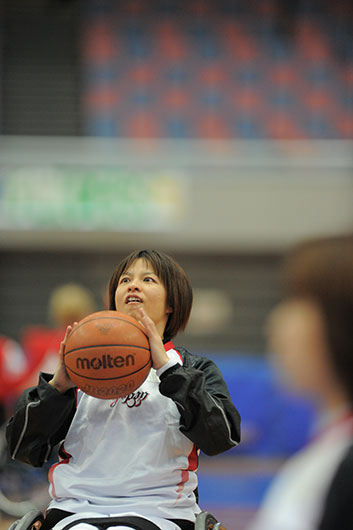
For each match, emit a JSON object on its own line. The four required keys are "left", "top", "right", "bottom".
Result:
{"left": 64, "top": 310, "right": 151, "bottom": 399}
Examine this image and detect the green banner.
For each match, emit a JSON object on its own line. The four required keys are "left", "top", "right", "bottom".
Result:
{"left": 0, "top": 166, "right": 188, "bottom": 230}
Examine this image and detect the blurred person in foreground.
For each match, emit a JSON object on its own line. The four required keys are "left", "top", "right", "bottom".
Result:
{"left": 248, "top": 234, "right": 353, "bottom": 530}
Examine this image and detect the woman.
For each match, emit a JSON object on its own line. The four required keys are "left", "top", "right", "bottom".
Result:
{"left": 247, "top": 234, "right": 353, "bottom": 530}
{"left": 6, "top": 250, "right": 241, "bottom": 530}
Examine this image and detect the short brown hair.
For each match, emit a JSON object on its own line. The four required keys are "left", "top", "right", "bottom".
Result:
{"left": 283, "top": 234, "right": 353, "bottom": 402}
{"left": 108, "top": 249, "right": 193, "bottom": 342}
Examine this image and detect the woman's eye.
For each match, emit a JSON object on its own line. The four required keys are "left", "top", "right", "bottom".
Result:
{"left": 120, "top": 277, "right": 129, "bottom": 284}
{"left": 144, "top": 277, "right": 154, "bottom": 282}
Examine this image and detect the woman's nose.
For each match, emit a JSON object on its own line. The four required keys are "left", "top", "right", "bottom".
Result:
{"left": 128, "top": 281, "right": 141, "bottom": 291}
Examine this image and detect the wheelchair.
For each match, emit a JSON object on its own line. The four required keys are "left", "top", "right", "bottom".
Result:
{"left": 8, "top": 508, "right": 226, "bottom": 530}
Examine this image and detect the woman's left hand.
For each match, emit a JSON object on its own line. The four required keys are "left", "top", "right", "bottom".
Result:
{"left": 138, "top": 307, "right": 169, "bottom": 370}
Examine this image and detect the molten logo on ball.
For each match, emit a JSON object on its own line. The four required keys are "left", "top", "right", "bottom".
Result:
{"left": 76, "top": 353, "right": 135, "bottom": 370}
{"left": 64, "top": 310, "right": 151, "bottom": 399}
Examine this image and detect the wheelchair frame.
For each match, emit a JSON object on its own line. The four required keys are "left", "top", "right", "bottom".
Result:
{"left": 8, "top": 509, "right": 226, "bottom": 530}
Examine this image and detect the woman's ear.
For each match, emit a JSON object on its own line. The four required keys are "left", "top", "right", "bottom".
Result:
{"left": 166, "top": 306, "right": 173, "bottom": 314}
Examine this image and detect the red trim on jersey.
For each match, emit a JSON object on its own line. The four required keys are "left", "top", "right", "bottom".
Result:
{"left": 176, "top": 444, "right": 199, "bottom": 500}
{"left": 164, "top": 341, "right": 183, "bottom": 363}
{"left": 164, "top": 341, "right": 174, "bottom": 352}
{"left": 176, "top": 469, "right": 189, "bottom": 500}
{"left": 48, "top": 445, "right": 72, "bottom": 498}
{"left": 319, "top": 411, "right": 353, "bottom": 436}
{"left": 311, "top": 410, "right": 353, "bottom": 443}
{"left": 188, "top": 443, "right": 199, "bottom": 472}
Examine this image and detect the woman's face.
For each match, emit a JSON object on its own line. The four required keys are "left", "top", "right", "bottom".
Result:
{"left": 267, "top": 299, "right": 335, "bottom": 399}
{"left": 114, "top": 258, "right": 171, "bottom": 338}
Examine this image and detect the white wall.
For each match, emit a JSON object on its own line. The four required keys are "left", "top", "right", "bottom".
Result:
{"left": 1, "top": 136, "right": 352, "bottom": 252}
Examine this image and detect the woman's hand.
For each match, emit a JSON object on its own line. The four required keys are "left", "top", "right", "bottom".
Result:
{"left": 138, "top": 308, "right": 169, "bottom": 370}
{"left": 49, "top": 324, "right": 77, "bottom": 393}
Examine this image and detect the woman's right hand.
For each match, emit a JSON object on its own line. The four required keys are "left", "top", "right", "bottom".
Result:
{"left": 49, "top": 324, "right": 77, "bottom": 393}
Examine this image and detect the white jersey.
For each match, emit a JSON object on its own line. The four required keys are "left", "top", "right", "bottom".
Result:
{"left": 47, "top": 345, "right": 200, "bottom": 522}
{"left": 247, "top": 412, "right": 353, "bottom": 530}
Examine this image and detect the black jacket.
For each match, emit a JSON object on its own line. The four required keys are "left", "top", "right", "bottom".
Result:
{"left": 317, "top": 442, "right": 353, "bottom": 530}
{"left": 6, "top": 347, "right": 241, "bottom": 467}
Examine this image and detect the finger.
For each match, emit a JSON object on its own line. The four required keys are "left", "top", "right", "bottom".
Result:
{"left": 138, "top": 307, "right": 155, "bottom": 326}
{"left": 138, "top": 307, "right": 148, "bottom": 319}
{"left": 59, "top": 325, "right": 73, "bottom": 360}
{"left": 63, "top": 324, "right": 73, "bottom": 342}
{"left": 137, "top": 319, "right": 146, "bottom": 330}
{"left": 138, "top": 308, "right": 155, "bottom": 332}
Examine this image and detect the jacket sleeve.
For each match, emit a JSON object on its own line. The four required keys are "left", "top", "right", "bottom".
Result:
{"left": 6, "top": 372, "right": 77, "bottom": 467}
{"left": 159, "top": 352, "right": 241, "bottom": 456}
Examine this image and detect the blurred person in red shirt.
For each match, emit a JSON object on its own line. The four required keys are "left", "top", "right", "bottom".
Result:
{"left": 0, "top": 335, "right": 29, "bottom": 419}
{"left": 20, "top": 283, "right": 96, "bottom": 391}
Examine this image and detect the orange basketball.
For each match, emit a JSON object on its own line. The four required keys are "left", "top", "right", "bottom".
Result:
{"left": 64, "top": 310, "right": 151, "bottom": 399}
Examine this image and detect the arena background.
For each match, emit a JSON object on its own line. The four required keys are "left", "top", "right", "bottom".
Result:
{"left": 0, "top": 1, "right": 352, "bottom": 529}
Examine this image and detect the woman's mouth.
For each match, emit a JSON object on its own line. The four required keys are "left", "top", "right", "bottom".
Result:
{"left": 126, "top": 296, "right": 143, "bottom": 304}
